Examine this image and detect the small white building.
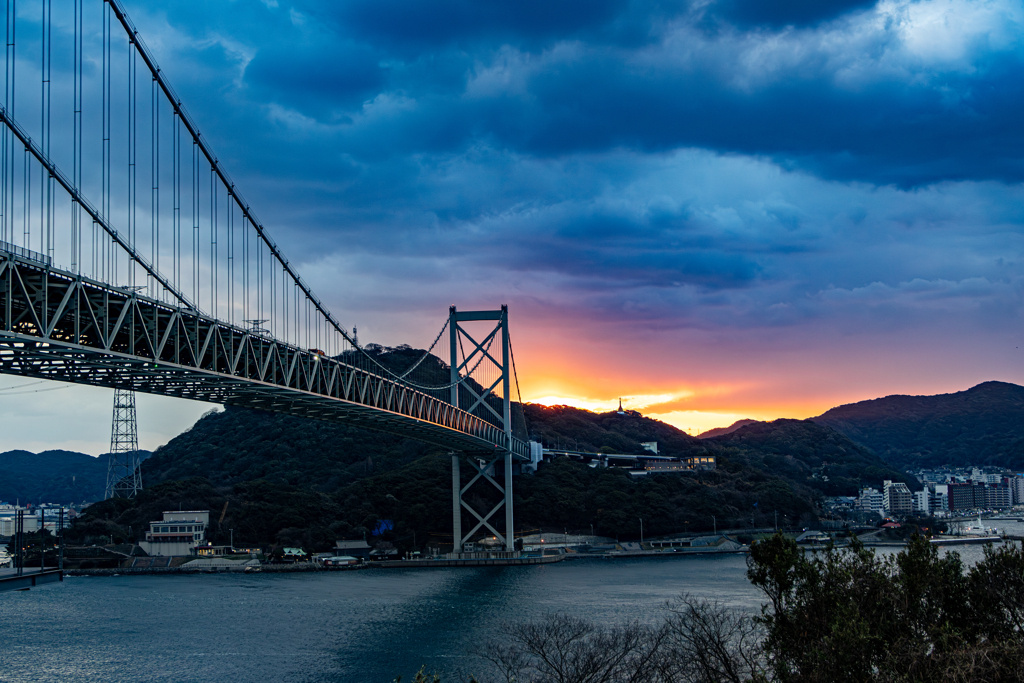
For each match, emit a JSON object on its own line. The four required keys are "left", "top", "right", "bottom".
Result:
{"left": 912, "top": 490, "right": 929, "bottom": 514}
{"left": 0, "top": 505, "right": 36, "bottom": 536}
{"left": 931, "top": 484, "right": 949, "bottom": 513}
{"left": 138, "top": 510, "right": 210, "bottom": 557}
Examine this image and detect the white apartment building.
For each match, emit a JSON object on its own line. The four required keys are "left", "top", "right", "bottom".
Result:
{"left": 931, "top": 484, "right": 949, "bottom": 513}
{"left": 857, "top": 487, "right": 884, "bottom": 515}
{"left": 883, "top": 480, "right": 914, "bottom": 515}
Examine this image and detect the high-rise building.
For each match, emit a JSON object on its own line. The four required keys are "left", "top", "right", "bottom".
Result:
{"left": 1012, "top": 476, "right": 1024, "bottom": 505}
{"left": 949, "top": 482, "right": 986, "bottom": 510}
{"left": 883, "top": 480, "right": 913, "bottom": 515}
{"left": 986, "top": 480, "right": 1012, "bottom": 509}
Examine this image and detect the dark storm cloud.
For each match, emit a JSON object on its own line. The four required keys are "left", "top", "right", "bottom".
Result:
{"left": 124, "top": 0, "right": 1024, "bottom": 342}
{"left": 245, "top": 40, "right": 389, "bottom": 115}
{"left": 182, "top": 0, "right": 1023, "bottom": 188}
{"left": 707, "top": 0, "right": 879, "bottom": 29}
{"left": 322, "top": 0, "right": 630, "bottom": 52}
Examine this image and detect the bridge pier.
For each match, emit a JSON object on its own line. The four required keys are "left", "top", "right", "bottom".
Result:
{"left": 451, "top": 450, "right": 516, "bottom": 553}
{"left": 452, "top": 454, "right": 462, "bottom": 552}
{"left": 505, "top": 451, "right": 514, "bottom": 551}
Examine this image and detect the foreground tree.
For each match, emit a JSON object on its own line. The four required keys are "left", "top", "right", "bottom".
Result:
{"left": 748, "top": 533, "right": 1024, "bottom": 682}
{"left": 455, "top": 534, "right": 1024, "bottom": 683}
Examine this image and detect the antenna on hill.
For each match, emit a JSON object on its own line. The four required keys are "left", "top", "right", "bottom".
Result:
{"left": 617, "top": 398, "right": 626, "bottom": 415}
{"left": 105, "top": 388, "right": 142, "bottom": 499}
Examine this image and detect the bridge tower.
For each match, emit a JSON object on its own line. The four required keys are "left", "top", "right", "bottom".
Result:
{"left": 449, "top": 305, "right": 515, "bottom": 553}
{"left": 105, "top": 388, "right": 143, "bottom": 499}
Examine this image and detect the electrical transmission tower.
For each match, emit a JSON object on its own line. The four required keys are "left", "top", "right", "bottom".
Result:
{"left": 105, "top": 388, "right": 142, "bottom": 499}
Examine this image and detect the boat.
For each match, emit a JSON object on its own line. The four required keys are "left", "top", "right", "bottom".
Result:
{"left": 955, "top": 516, "right": 999, "bottom": 537}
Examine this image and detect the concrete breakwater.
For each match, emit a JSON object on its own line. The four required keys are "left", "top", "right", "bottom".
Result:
{"left": 66, "top": 562, "right": 355, "bottom": 576}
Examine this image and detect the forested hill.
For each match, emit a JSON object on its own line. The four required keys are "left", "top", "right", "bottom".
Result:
{"left": 523, "top": 404, "right": 707, "bottom": 456}
{"left": 141, "top": 402, "right": 710, "bottom": 494}
{"left": 813, "top": 381, "right": 1024, "bottom": 470}
{"left": 68, "top": 403, "right": 922, "bottom": 551}
{"left": 704, "top": 419, "right": 916, "bottom": 495}
{"left": 697, "top": 419, "right": 760, "bottom": 439}
{"left": 140, "top": 405, "right": 441, "bottom": 492}
{"left": 0, "top": 449, "right": 151, "bottom": 504}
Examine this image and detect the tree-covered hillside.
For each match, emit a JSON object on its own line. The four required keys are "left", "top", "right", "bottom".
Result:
{"left": 704, "top": 419, "right": 917, "bottom": 495}
{"left": 814, "top": 381, "right": 1024, "bottom": 470}
{"left": 140, "top": 405, "right": 441, "bottom": 492}
{"left": 68, "top": 405, "right": 919, "bottom": 551}
{"left": 523, "top": 403, "right": 708, "bottom": 457}
{"left": 697, "top": 419, "right": 759, "bottom": 439}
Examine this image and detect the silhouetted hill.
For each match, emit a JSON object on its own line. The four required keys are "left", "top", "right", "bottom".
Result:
{"left": 698, "top": 419, "right": 760, "bottom": 439}
{"left": 523, "top": 403, "right": 707, "bottom": 457}
{"left": 813, "top": 381, "right": 1024, "bottom": 470}
{"left": 141, "top": 405, "right": 441, "bottom": 492}
{"left": 0, "top": 449, "right": 150, "bottom": 504}
{"left": 69, "top": 402, "right": 924, "bottom": 550}
{"left": 704, "top": 419, "right": 916, "bottom": 495}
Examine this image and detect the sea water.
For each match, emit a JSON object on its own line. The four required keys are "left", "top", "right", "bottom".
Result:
{"left": 0, "top": 532, "right": 1015, "bottom": 683}
{"left": 0, "top": 554, "right": 757, "bottom": 683}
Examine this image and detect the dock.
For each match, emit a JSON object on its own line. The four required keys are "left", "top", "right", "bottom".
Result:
{"left": 0, "top": 567, "right": 63, "bottom": 592}
{"left": 368, "top": 553, "right": 565, "bottom": 568}
{"left": 929, "top": 536, "right": 1003, "bottom": 546}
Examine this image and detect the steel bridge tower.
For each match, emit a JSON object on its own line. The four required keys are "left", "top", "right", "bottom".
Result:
{"left": 449, "top": 305, "right": 516, "bottom": 553}
{"left": 105, "top": 388, "right": 142, "bottom": 499}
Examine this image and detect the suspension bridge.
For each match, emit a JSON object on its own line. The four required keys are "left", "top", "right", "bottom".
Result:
{"left": 0, "top": 0, "right": 532, "bottom": 553}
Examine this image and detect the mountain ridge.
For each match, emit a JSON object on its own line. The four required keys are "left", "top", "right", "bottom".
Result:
{"left": 0, "top": 449, "right": 151, "bottom": 504}
{"left": 813, "top": 380, "right": 1024, "bottom": 470}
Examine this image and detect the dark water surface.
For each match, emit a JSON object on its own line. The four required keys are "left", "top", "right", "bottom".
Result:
{"left": 2, "top": 536, "right": 1012, "bottom": 683}
{"left": 0, "top": 555, "right": 759, "bottom": 683}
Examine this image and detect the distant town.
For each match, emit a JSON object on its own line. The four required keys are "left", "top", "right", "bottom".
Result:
{"left": 823, "top": 467, "right": 1024, "bottom": 521}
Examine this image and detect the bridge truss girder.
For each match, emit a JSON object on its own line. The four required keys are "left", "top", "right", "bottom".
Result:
{"left": 0, "top": 250, "right": 530, "bottom": 457}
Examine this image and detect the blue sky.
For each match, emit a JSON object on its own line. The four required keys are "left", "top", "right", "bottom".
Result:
{"left": 4, "top": 0, "right": 1024, "bottom": 453}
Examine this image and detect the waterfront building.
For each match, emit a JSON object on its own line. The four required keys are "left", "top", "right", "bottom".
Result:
{"left": 335, "top": 539, "right": 372, "bottom": 559}
{"left": 1011, "top": 475, "right": 1024, "bottom": 505}
{"left": 0, "top": 506, "right": 36, "bottom": 536}
{"left": 883, "top": 480, "right": 913, "bottom": 515}
{"left": 282, "top": 547, "right": 308, "bottom": 562}
{"left": 949, "top": 482, "right": 986, "bottom": 510}
{"left": 139, "top": 510, "right": 210, "bottom": 557}
{"left": 986, "top": 480, "right": 1012, "bottom": 510}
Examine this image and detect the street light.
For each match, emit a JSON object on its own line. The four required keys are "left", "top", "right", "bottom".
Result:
{"left": 639, "top": 517, "right": 643, "bottom": 545}
{"left": 230, "top": 529, "right": 234, "bottom": 550}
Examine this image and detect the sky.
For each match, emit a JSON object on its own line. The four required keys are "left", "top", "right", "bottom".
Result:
{"left": 4, "top": 0, "right": 1024, "bottom": 453}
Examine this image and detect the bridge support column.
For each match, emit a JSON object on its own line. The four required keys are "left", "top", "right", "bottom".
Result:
{"left": 451, "top": 451, "right": 515, "bottom": 554}
{"left": 451, "top": 453, "right": 462, "bottom": 553}
{"left": 505, "top": 451, "right": 514, "bottom": 551}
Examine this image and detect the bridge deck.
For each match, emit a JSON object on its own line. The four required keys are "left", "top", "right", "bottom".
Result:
{"left": 0, "top": 250, "right": 528, "bottom": 457}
